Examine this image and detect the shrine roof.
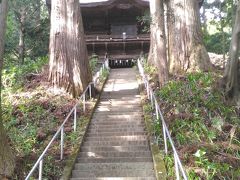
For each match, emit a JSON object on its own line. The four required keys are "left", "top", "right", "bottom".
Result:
{"left": 80, "top": 0, "right": 149, "bottom": 8}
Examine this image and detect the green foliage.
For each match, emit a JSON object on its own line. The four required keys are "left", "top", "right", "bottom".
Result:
{"left": 153, "top": 72, "right": 239, "bottom": 179}
{"left": 89, "top": 54, "right": 98, "bottom": 72}
{"left": 143, "top": 104, "right": 152, "bottom": 113}
{"left": 193, "top": 149, "right": 231, "bottom": 179}
{"left": 201, "top": 0, "right": 234, "bottom": 54}
{"left": 100, "top": 68, "right": 109, "bottom": 82}
{"left": 5, "top": 0, "right": 49, "bottom": 61}
{"left": 2, "top": 56, "right": 48, "bottom": 90}
{"left": 203, "top": 32, "right": 231, "bottom": 54}
{"left": 137, "top": 10, "right": 151, "bottom": 33}
{"left": 42, "top": 155, "right": 62, "bottom": 178}
{"left": 164, "top": 155, "right": 175, "bottom": 178}
{"left": 143, "top": 60, "right": 157, "bottom": 76}
{"left": 25, "top": 18, "right": 50, "bottom": 59}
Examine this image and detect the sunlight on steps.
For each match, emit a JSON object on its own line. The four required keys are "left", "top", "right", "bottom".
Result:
{"left": 70, "top": 68, "right": 157, "bottom": 179}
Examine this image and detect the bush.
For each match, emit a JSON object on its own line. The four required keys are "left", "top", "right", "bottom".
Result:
{"left": 2, "top": 56, "right": 48, "bottom": 90}
{"left": 203, "top": 32, "right": 231, "bottom": 54}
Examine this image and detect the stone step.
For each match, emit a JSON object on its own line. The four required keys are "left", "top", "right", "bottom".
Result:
{"left": 100, "top": 96, "right": 141, "bottom": 101}
{"left": 91, "top": 117, "right": 143, "bottom": 122}
{"left": 72, "top": 169, "right": 155, "bottom": 178}
{"left": 98, "top": 100, "right": 141, "bottom": 106}
{"left": 103, "top": 89, "right": 139, "bottom": 93}
{"left": 88, "top": 127, "right": 145, "bottom": 133}
{"left": 89, "top": 124, "right": 145, "bottom": 129}
{"left": 95, "top": 108, "right": 142, "bottom": 113}
{"left": 104, "top": 80, "right": 137, "bottom": 83}
{"left": 90, "top": 121, "right": 144, "bottom": 126}
{"left": 74, "top": 162, "right": 154, "bottom": 171}
{"left": 78, "top": 151, "right": 152, "bottom": 158}
{"left": 80, "top": 145, "right": 149, "bottom": 152}
{"left": 92, "top": 113, "right": 143, "bottom": 119}
{"left": 71, "top": 177, "right": 156, "bottom": 180}
{"left": 86, "top": 131, "right": 147, "bottom": 137}
{"left": 100, "top": 98, "right": 141, "bottom": 102}
{"left": 83, "top": 140, "right": 149, "bottom": 147}
{"left": 97, "top": 104, "right": 141, "bottom": 108}
{"left": 78, "top": 157, "right": 153, "bottom": 163}
{"left": 84, "top": 135, "right": 148, "bottom": 143}
{"left": 104, "top": 79, "right": 137, "bottom": 83}
{"left": 96, "top": 106, "right": 142, "bottom": 112}
{"left": 90, "top": 120, "right": 143, "bottom": 124}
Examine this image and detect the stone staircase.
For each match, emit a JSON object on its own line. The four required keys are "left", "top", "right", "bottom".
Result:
{"left": 70, "top": 68, "right": 156, "bottom": 179}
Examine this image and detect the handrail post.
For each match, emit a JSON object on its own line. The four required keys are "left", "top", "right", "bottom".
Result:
{"left": 146, "top": 81, "right": 150, "bottom": 99}
{"left": 83, "top": 93, "right": 86, "bottom": 113}
{"left": 100, "top": 67, "right": 103, "bottom": 76}
{"left": 73, "top": 106, "right": 77, "bottom": 132}
{"left": 60, "top": 127, "right": 64, "bottom": 160}
{"left": 163, "top": 124, "right": 168, "bottom": 154}
{"left": 174, "top": 152, "right": 180, "bottom": 180}
{"left": 150, "top": 90, "right": 154, "bottom": 107}
{"left": 39, "top": 159, "right": 43, "bottom": 180}
{"left": 89, "top": 84, "right": 92, "bottom": 99}
{"left": 155, "top": 99, "right": 159, "bottom": 120}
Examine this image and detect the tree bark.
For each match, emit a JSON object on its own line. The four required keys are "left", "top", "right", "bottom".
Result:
{"left": 222, "top": 1, "right": 240, "bottom": 103}
{"left": 33, "top": 0, "right": 41, "bottom": 28}
{"left": 17, "top": 8, "right": 26, "bottom": 64}
{"left": 49, "top": 0, "right": 92, "bottom": 97}
{"left": 0, "top": 0, "right": 15, "bottom": 178}
{"left": 167, "top": 0, "right": 212, "bottom": 74}
{"left": 201, "top": 1, "right": 207, "bottom": 34}
{"left": 148, "top": 0, "right": 168, "bottom": 85}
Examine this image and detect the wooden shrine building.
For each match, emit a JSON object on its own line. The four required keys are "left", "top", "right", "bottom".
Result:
{"left": 80, "top": 0, "right": 150, "bottom": 65}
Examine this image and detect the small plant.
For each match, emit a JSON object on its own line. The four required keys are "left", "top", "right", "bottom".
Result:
{"left": 143, "top": 63, "right": 156, "bottom": 76}
{"left": 143, "top": 104, "right": 152, "bottom": 113}
{"left": 90, "top": 54, "right": 98, "bottom": 72}
{"left": 100, "top": 68, "right": 109, "bottom": 82}
{"left": 2, "top": 56, "right": 48, "bottom": 91}
{"left": 164, "top": 155, "right": 175, "bottom": 178}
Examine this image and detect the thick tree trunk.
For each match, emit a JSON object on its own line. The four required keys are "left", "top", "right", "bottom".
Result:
{"left": 167, "top": 0, "right": 212, "bottom": 74}
{"left": 18, "top": 8, "right": 25, "bottom": 64}
{"left": 49, "top": 0, "right": 92, "bottom": 97}
{"left": 19, "top": 25, "right": 25, "bottom": 64}
{"left": 46, "top": 0, "right": 51, "bottom": 15}
{"left": 0, "top": 0, "right": 15, "bottom": 178}
{"left": 148, "top": 0, "right": 168, "bottom": 85}
{"left": 36, "top": 0, "right": 41, "bottom": 25}
{"left": 218, "top": 1, "right": 226, "bottom": 62}
{"left": 201, "top": 1, "right": 207, "bottom": 34}
{"left": 222, "top": 1, "right": 240, "bottom": 103}
{"left": 147, "top": 32, "right": 154, "bottom": 65}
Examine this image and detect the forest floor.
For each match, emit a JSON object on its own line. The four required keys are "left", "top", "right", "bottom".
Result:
{"left": 2, "top": 58, "right": 100, "bottom": 179}
{"left": 143, "top": 53, "right": 240, "bottom": 179}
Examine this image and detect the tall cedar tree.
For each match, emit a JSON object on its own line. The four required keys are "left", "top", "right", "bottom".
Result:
{"left": 148, "top": 0, "right": 168, "bottom": 85}
{"left": 223, "top": 0, "right": 240, "bottom": 103}
{"left": 0, "top": 0, "right": 15, "bottom": 178}
{"left": 49, "top": 0, "right": 92, "bottom": 97}
{"left": 167, "top": 0, "right": 212, "bottom": 74}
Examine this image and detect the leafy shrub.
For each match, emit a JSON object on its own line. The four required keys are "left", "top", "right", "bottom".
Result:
{"left": 152, "top": 72, "right": 239, "bottom": 179}
{"left": 203, "top": 32, "right": 231, "bottom": 54}
{"left": 89, "top": 54, "right": 98, "bottom": 72}
{"left": 2, "top": 56, "right": 48, "bottom": 90}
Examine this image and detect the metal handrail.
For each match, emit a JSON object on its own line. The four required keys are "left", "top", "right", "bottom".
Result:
{"left": 25, "top": 60, "right": 109, "bottom": 180}
{"left": 137, "top": 59, "right": 188, "bottom": 180}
